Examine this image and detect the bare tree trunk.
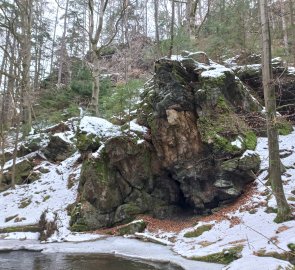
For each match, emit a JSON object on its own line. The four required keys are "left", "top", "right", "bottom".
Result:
{"left": 259, "top": 0, "right": 291, "bottom": 223}
{"left": 0, "top": 124, "right": 6, "bottom": 186}
{"left": 11, "top": 113, "right": 21, "bottom": 189}
{"left": 91, "top": 53, "right": 101, "bottom": 117}
{"left": 0, "top": 29, "right": 9, "bottom": 88}
{"left": 0, "top": 29, "right": 10, "bottom": 127}
{"left": 289, "top": 0, "right": 295, "bottom": 64}
{"left": 18, "top": 0, "right": 33, "bottom": 136}
{"left": 57, "top": 0, "right": 69, "bottom": 86}
{"left": 168, "top": 0, "right": 175, "bottom": 58}
{"left": 280, "top": 0, "right": 289, "bottom": 56}
{"left": 154, "top": 0, "right": 160, "bottom": 56}
{"left": 50, "top": 0, "right": 59, "bottom": 76}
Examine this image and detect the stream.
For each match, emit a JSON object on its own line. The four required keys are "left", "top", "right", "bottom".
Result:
{"left": 0, "top": 251, "right": 183, "bottom": 270}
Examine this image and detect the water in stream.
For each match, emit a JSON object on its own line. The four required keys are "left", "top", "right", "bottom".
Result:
{"left": 0, "top": 251, "right": 183, "bottom": 270}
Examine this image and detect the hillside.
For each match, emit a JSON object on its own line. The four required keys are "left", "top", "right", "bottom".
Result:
{"left": 0, "top": 55, "right": 294, "bottom": 270}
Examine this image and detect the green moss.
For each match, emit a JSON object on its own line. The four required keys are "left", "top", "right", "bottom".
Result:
{"left": 288, "top": 197, "right": 295, "bottom": 202}
{"left": 0, "top": 225, "right": 41, "bottom": 233}
{"left": 288, "top": 243, "right": 295, "bottom": 251}
{"left": 217, "top": 96, "right": 230, "bottom": 112}
{"left": 214, "top": 135, "right": 240, "bottom": 154}
{"left": 81, "top": 159, "right": 110, "bottom": 186}
{"left": 117, "top": 220, "right": 147, "bottom": 236}
{"left": 201, "top": 74, "right": 226, "bottom": 89}
{"left": 184, "top": 224, "right": 213, "bottom": 238}
{"left": 71, "top": 223, "right": 90, "bottom": 232}
{"left": 277, "top": 121, "right": 293, "bottom": 135}
{"left": 69, "top": 203, "right": 90, "bottom": 232}
{"left": 191, "top": 245, "right": 243, "bottom": 264}
{"left": 265, "top": 207, "right": 278, "bottom": 214}
{"left": 123, "top": 202, "right": 142, "bottom": 216}
{"left": 76, "top": 132, "right": 101, "bottom": 152}
{"left": 43, "top": 195, "right": 50, "bottom": 202}
{"left": 243, "top": 131, "right": 257, "bottom": 150}
{"left": 19, "top": 198, "right": 32, "bottom": 209}
{"left": 256, "top": 249, "right": 295, "bottom": 264}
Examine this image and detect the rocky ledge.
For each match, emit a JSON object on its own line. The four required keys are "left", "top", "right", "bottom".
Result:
{"left": 70, "top": 52, "right": 263, "bottom": 231}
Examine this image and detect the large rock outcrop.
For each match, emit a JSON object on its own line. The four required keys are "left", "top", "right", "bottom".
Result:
{"left": 71, "top": 52, "right": 262, "bottom": 231}
{"left": 224, "top": 55, "right": 295, "bottom": 125}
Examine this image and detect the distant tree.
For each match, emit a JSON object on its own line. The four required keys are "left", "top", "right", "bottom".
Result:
{"left": 259, "top": 0, "right": 291, "bottom": 223}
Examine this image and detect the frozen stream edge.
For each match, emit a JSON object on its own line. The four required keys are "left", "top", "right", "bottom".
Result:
{"left": 0, "top": 237, "right": 223, "bottom": 270}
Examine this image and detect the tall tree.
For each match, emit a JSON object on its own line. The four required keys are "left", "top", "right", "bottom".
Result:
{"left": 289, "top": 0, "right": 295, "bottom": 63}
{"left": 279, "top": 0, "right": 289, "bottom": 56}
{"left": 57, "top": 0, "right": 70, "bottom": 86}
{"left": 154, "top": 0, "right": 160, "bottom": 55}
{"left": 168, "top": 0, "right": 175, "bottom": 58}
{"left": 259, "top": 0, "right": 291, "bottom": 223}
{"left": 88, "top": 0, "right": 126, "bottom": 116}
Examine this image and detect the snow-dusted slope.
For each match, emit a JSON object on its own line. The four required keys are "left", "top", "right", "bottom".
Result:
{"left": 0, "top": 119, "right": 294, "bottom": 269}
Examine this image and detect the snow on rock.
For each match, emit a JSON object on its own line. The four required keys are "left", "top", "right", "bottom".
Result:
{"left": 201, "top": 63, "right": 233, "bottom": 78}
{"left": 231, "top": 136, "right": 243, "bottom": 149}
{"left": 241, "top": 150, "right": 258, "bottom": 158}
{"left": 288, "top": 67, "right": 295, "bottom": 75}
{"left": 79, "top": 116, "right": 122, "bottom": 138}
{"left": 128, "top": 120, "right": 148, "bottom": 134}
{"left": 53, "top": 131, "right": 75, "bottom": 144}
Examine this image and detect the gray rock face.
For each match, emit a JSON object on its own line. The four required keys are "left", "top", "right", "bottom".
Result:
{"left": 43, "top": 135, "right": 75, "bottom": 162}
{"left": 71, "top": 53, "right": 262, "bottom": 231}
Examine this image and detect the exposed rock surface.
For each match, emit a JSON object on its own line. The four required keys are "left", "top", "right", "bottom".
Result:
{"left": 43, "top": 135, "right": 75, "bottom": 162}
{"left": 71, "top": 53, "right": 262, "bottom": 231}
{"left": 224, "top": 55, "right": 295, "bottom": 124}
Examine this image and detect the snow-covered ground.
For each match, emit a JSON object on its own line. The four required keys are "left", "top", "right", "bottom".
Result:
{"left": 0, "top": 119, "right": 294, "bottom": 269}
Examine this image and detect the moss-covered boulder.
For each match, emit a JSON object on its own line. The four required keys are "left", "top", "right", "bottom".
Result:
{"left": 3, "top": 159, "right": 35, "bottom": 185}
{"left": 117, "top": 220, "right": 147, "bottom": 236}
{"left": 72, "top": 52, "right": 263, "bottom": 230}
{"left": 43, "top": 135, "right": 75, "bottom": 162}
{"left": 231, "top": 59, "right": 295, "bottom": 125}
{"left": 17, "top": 137, "right": 43, "bottom": 157}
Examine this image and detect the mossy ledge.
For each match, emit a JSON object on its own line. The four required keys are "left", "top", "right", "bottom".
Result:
{"left": 190, "top": 245, "right": 243, "bottom": 264}
{"left": 184, "top": 224, "right": 213, "bottom": 238}
{"left": 0, "top": 224, "right": 41, "bottom": 233}
{"left": 255, "top": 249, "right": 295, "bottom": 265}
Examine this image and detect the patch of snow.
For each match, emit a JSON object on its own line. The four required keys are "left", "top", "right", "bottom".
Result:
{"left": 170, "top": 55, "right": 184, "bottom": 61}
{"left": 128, "top": 120, "right": 148, "bottom": 134}
{"left": 79, "top": 116, "right": 121, "bottom": 138}
{"left": 91, "top": 144, "right": 105, "bottom": 159}
{"left": 223, "top": 255, "right": 293, "bottom": 270}
{"left": 241, "top": 150, "right": 258, "bottom": 158}
{"left": 288, "top": 67, "right": 295, "bottom": 75}
{"left": 2, "top": 232, "right": 40, "bottom": 240}
{"left": 54, "top": 132, "right": 74, "bottom": 144}
{"left": 0, "top": 152, "right": 82, "bottom": 242}
{"left": 200, "top": 62, "right": 233, "bottom": 78}
{"left": 231, "top": 136, "right": 243, "bottom": 149}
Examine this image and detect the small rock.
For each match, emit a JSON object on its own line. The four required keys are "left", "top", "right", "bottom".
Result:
{"left": 117, "top": 220, "right": 147, "bottom": 236}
